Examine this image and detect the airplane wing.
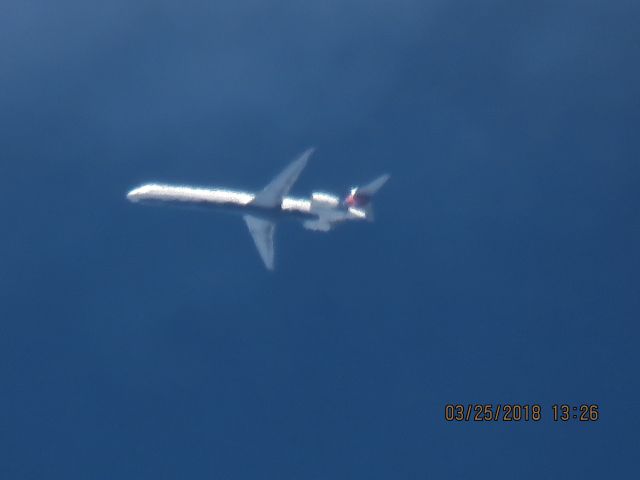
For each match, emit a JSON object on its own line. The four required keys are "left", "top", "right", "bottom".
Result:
{"left": 251, "top": 148, "right": 314, "bottom": 208}
{"left": 243, "top": 214, "right": 275, "bottom": 270}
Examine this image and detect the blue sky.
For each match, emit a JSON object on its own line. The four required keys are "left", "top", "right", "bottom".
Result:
{"left": 1, "top": 1, "right": 639, "bottom": 478}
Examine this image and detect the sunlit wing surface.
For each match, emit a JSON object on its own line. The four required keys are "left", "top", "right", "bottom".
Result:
{"left": 243, "top": 214, "right": 275, "bottom": 270}
{"left": 251, "top": 148, "right": 314, "bottom": 208}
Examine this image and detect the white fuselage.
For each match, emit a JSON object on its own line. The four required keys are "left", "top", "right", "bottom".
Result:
{"left": 126, "top": 183, "right": 367, "bottom": 229}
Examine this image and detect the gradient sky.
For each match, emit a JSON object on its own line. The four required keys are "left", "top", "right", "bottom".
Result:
{"left": 1, "top": 1, "right": 639, "bottom": 478}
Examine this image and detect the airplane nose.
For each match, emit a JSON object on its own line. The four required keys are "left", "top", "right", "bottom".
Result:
{"left": 126, "top": 189, "right": 139, "bottom": 202}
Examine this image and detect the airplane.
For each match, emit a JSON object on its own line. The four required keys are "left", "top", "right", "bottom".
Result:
{"left": 126, "top": 148, "right": 389, "bottom": 270}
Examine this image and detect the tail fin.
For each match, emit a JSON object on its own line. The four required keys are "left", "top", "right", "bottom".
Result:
{"left": 344, "top": 174, "right": 390, "bottom": 206}
{"left": 344, "top": 173, "right": 390, "bottom": 221}
{"left": 358, "top": 174, "right": 390, "bottom": 196}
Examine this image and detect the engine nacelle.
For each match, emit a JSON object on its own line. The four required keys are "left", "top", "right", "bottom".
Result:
{"left": 310, "top": 192, "right": 340, "bottom": 209}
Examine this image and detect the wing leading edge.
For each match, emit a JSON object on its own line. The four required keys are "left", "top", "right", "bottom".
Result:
{"left": 251, "top": 148, "right": 314, "bottom": 208}
{"left": 244, "top": 149, "right": 314, "bottom": 269}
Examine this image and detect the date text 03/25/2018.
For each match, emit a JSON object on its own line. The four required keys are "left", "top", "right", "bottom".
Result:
{"left": 444, "top": 404, "right": 599, "bottom": 422}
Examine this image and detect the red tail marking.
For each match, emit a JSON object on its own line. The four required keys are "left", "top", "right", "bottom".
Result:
{"left": 345, "top": 193, "right": 371, "bottom": 207}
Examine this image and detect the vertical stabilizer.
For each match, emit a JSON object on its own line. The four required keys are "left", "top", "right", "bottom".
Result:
{"left": 344, "top": 174, "right": 390, "bottom": 212}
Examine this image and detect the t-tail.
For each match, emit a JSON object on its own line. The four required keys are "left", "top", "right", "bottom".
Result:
{"left": 344, "top": 173, "right": 390, "bottom": 221}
